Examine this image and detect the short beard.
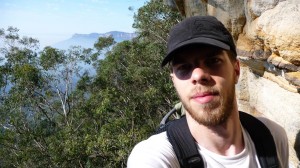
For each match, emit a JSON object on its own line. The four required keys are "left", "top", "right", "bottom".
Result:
{"left": 184, "top": 85, "right": 235, "bottom": 127}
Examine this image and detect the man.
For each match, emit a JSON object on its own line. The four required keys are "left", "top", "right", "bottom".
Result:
{"left": 127, "top": 16, "right": 289, "bottom": 168}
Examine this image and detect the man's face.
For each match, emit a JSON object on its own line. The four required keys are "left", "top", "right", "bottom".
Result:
{"left": 170, "top": 46, "right": 240, "bottom": 126}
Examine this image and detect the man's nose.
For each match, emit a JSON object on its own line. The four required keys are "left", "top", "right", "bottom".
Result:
{"left": 191, "top": 67, "right": 211, "bottom": 84}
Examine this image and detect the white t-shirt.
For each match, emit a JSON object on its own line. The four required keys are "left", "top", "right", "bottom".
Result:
{"left": 127, "top": 117, "right": 289, "bottom": 168}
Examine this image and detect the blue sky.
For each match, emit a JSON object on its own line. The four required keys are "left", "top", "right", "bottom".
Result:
{"left": 0, "top": 0, "right": 148, "bottom": 47}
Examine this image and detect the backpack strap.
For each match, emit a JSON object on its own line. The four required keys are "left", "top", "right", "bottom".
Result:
{"left": 166, "top": 116, "right": 204, "bottom": 168}
{"left": 164, "top": 111, "right": 279, "bottom": 168}
{"left": 239, "top": 111, "right": 279, "bottom": 168}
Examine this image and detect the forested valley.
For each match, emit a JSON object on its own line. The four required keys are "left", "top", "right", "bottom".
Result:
{"left": 0, "top": 0, "right": 182, "bottom": 167}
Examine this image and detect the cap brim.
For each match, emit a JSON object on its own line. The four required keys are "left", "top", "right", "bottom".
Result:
{"left": 161, "top": 37, "right": 231, "bottom": 67}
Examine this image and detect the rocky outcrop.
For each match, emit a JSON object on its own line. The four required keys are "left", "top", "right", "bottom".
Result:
{"left": 164, "top": 0, "right": 300, "bottom": 167}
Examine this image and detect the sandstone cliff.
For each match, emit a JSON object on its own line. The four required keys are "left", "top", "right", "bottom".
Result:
{"left": 164, "top": 0, "right": 300, "bottom": 167}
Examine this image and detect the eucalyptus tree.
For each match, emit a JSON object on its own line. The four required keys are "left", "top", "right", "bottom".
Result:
{"left": 0, "top": 0, "right": 183, "bottom": 167}
{"left": 0, "top": 27, "right": 95, "bottom": 167}
{"left": 83, "top": 0, "right": 183, "bottom": 167}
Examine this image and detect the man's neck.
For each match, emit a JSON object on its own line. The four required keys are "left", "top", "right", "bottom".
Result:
{"left": 186, "top": 110, "right": 244, "bottom": 156}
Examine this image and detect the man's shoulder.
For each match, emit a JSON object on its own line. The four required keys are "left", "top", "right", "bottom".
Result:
{"left": 256, "top": 116, "right": 289, "bottom": 168}
{"left": 127, "top": 132, "right": 179, "bottom": 168}
{"left": 256, "top": 116, "right": 287, "bottom": 141}
{"left": 240, "top": 112, "right": 287, "bottom": 141}
{"left": 132, "top": 132, "right": 171, "bottom": 150}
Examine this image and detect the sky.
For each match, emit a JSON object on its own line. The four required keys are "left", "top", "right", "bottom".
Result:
{"left": 0, "top": 0, "right": 148, "bottom": 48}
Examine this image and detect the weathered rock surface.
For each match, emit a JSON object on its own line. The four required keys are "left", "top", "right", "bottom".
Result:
{"left": 252, "top": 1, "right": 300, "bottom": 65}
{"left": 164, "top": 0, "right": 300, "bottom": 166}
{"left": 237, "top": 65, "right": 300, "bottom": 167}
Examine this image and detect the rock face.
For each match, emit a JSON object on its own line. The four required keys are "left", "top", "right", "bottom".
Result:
{"left": 165, "top": 0, "right": 300, "bottom": 166}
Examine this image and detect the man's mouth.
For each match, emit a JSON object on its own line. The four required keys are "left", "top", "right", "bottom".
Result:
{"left": 192, "top": 92, "right": 219, "bottom": 104}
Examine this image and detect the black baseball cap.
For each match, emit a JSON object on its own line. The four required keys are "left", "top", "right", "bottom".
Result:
{"left": 161, "top": 16, "right": 237, "bottom": 67}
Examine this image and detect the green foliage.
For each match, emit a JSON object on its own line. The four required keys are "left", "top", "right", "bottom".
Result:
{"left": 133, "top": 0, "right": 182, "bottom": 44}
{"left": 86, "top": 39, "right": 174, "bottom": 167}
{"left": 91, "top": 35, "right": 116, "bottom": 63}
{"left": 13, "top": 64, "right": 41, "bottom": 87}
{"left": 0, "top": 0, "right": 181, "bottom": 167}
{"left": 0, "top": 27, "right": 97, "bottom": 167}
{"left": 94, "top": 35, "right": 116, "bottom": 52}
{"left": 86, "top": 1, "right": 182, "bottom": 162}
{"left": 40, "top": 46, "right": 64, "bottom": 70}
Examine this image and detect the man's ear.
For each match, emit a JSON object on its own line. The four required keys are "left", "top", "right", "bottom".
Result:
{"left": 234, "top": 60, "right": 240, "bottom": 84}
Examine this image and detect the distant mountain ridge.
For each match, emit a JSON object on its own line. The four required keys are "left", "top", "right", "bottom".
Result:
{"left": 52, "top": 31, "right": 137, "bottom": 50}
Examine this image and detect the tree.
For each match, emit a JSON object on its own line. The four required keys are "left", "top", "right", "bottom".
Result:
{"left": 81, "top": 0, "right": 182, "bottom": 166}
{"left": 0, "top": 0, "right": 183, "bottom": 167}
{"left": 0, "top": 27, "right": 96, "bottom": 167}
{"left": 94, "top": 35, "right": 116, "bottom": 52}
{"left": 133, "top": 0, "right": 182, "bottom": 44}
{"left": 0, "top": 26, "right": 48, "bottom": 167}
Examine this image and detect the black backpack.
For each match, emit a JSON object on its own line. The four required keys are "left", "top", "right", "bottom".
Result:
{"left": 156, "top": 105, "right": 280, "bottom": 168}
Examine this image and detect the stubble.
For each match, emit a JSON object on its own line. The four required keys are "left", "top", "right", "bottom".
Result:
{"left": 181, "top": 84, "right": 235, "bottom": 127}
